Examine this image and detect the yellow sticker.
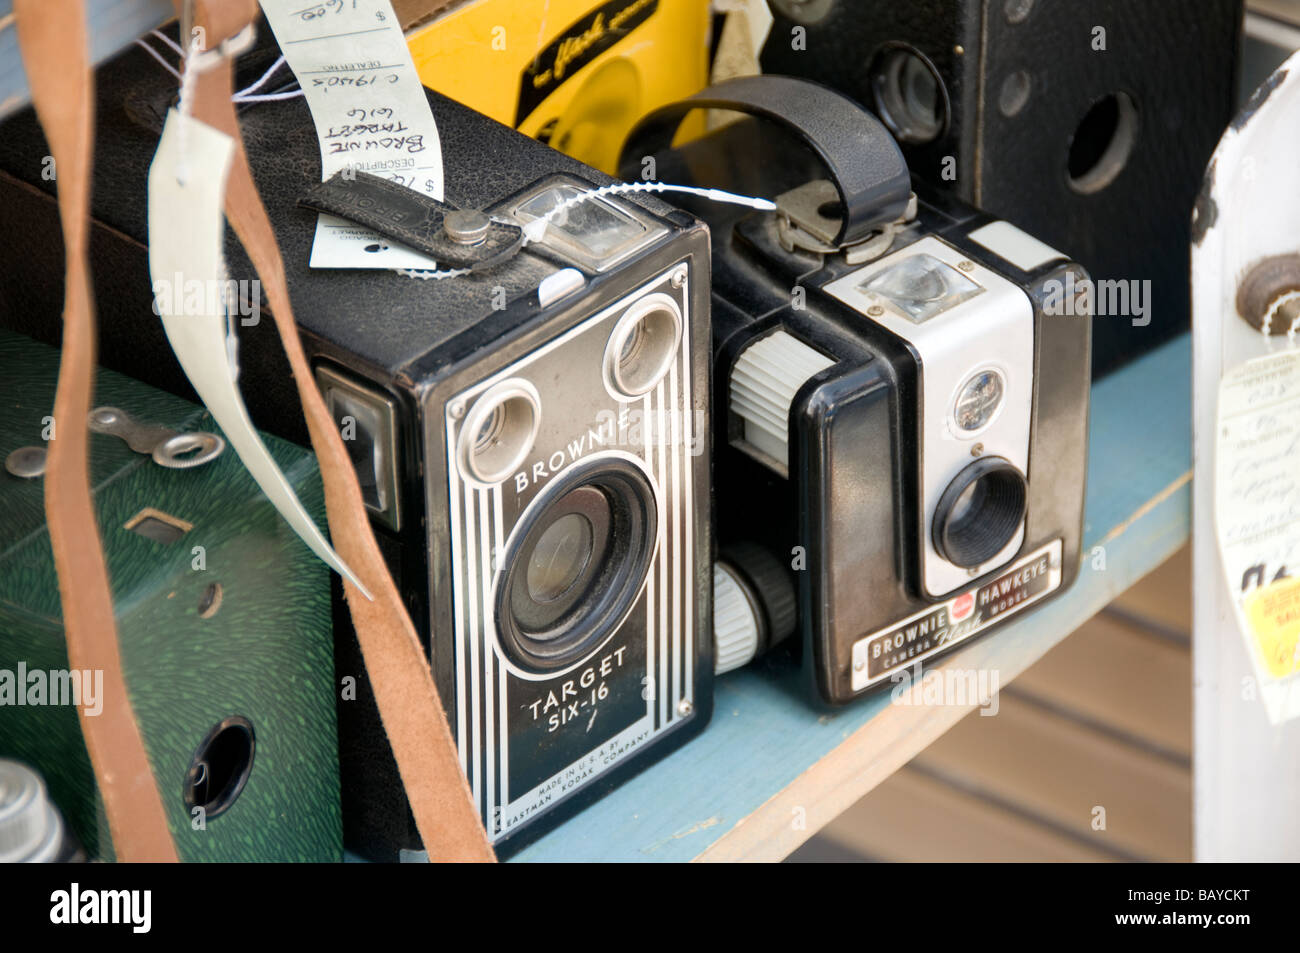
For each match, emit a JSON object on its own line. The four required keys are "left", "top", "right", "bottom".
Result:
{"left": 1243, "top": 575, "right": 1300, "bottom": 679}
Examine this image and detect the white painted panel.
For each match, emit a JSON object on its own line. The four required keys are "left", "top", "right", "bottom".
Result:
{"left": 1192, "top": 50, "right": 1300, "bottom": 861}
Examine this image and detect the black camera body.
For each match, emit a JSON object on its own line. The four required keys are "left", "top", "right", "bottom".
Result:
{"left": 760, "top": 0, "right": 1243, "bottom": 377}
{"left": 0, "top": 34, "right": 713, "bottom": 857}
{"left": 627, "top": 77, "right": 1089, "bottom": 705}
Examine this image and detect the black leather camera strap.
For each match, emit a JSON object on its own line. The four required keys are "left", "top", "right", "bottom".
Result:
{"left": 621, "top": 75, "right": 911, "bottom": 246}
{"left": 300, "top": 172, "right": 525, "bottom": 270}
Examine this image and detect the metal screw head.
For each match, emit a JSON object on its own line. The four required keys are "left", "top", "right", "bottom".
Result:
{"left": 450, "top": 401, "right": 465, "bottom": 420}
{"left": 854, "top": 658, "right": 866, "bottom": 672}
{"left": 958, "top": 260, "right": 976, "bottom": 272}
{"left": 971, "top": 442, "right": 985, "bottom": 457}
{"left": 4, "top": 446, "right": 47, "bottom": 479}
{"left": 670, "top": 268, "right": 687, "bottom": 289}
{"left": 968, "top": 566, "right": 981, "bottom": 577}
{"left": 867, "top": 304, "right": 885, "bottom": 317}
{"left": 443, "top": 209, "right": 491, "bottom": 246}
{"left": 677, "top": 699, "right": 694, "bottom": 717}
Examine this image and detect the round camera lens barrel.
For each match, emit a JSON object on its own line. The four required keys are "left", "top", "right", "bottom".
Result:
{"left": 494, "top": 456, "right": 658, "bottom": 674}
{"left": 932, "top": 457, "right": 1028, "bottom": 569}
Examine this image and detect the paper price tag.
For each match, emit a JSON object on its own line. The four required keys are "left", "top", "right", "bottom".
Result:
{"left": 1243, "top": 576, "right": 1300, "bottom": 680}
{"left": 1214, "top": 349, "right": 1300, "bottom": 723}
{"left": 257, "top": 0, "right": 444, "bottom": 270}
{"left": 148, "top": 108, "right": 368, "bottom": 594}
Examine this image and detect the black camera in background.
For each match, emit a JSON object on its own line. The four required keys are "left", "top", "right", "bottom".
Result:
{"left": 762, "top": 0, "right": 1244, "bottom": 377}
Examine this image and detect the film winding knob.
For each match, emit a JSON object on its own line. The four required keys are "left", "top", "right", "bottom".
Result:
{"left": 713, "top": 543, "right": 798, "bottom": 675}
{"left": 0, "top": 759, "right": 70, "bottom": 863}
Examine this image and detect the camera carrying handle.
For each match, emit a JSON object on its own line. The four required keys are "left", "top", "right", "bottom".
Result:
{"left": 620, "top": 75, "right": 911, "bottom": 247}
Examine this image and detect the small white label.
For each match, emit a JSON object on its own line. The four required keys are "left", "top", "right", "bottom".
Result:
{"left": 1215, "top": 351, "right": 1300, "bottom": 724}
{"left": 258, "top": 0, "right": 444, "bottom": 269}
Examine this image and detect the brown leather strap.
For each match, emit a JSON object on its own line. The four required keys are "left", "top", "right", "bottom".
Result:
{"left": 180, "top": 0, "right": 494, "bottom": 862}
{"left": 14, "top": 0, "right": 179, "bottom": 861}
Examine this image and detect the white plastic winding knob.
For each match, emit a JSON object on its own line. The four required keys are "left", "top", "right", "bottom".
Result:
{"left": 730, "top": 330, "right": 834, "bottom": 470}
{"left": 714, "top": 562, "right": 762, "bottom": 675}
{"left": 0, "top": 759, "right": 64, "bottom": 863}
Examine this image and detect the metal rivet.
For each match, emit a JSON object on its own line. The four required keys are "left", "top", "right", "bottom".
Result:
{"left": 971, "top": 442, "right": 985, "bottom": 457}
{"left": 958, "top": 260, "right": 976, "bottom": 272}
{"left": 677, "top": 699, "right": 694, "bottom": 717}
{"left": 867, "top": 304, "right": 885, "bottom": 317}
{"left": 854, "top": 659, "right": 866, "bottom": 672}
{"left": 153, "top": 432, "right": 225, "bottom": 469}
{"left": 443, "top": 209, "right": 491, "bottom": 246}
{"left": 968, "top": 567, "right": 981, "bottom": 577}
{"left": 4, "top": 446, "right": 47, "bottom": 479}
{"left": 450, "top": 401, "right": 465, "bottom": 420}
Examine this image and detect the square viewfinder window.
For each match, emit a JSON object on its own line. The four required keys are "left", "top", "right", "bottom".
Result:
{"left": 513, "top": 185, "right": 648, "bottom": 264}
{"left": 858, "top": 253, "right": 984, "bottom": 324}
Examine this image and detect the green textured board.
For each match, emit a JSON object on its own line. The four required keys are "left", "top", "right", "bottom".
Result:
{"left": 512, "top": 333, "right": 1192, "bottom": 862}
{"left": 0, "top": 329, "right": 341, "bottom": 862}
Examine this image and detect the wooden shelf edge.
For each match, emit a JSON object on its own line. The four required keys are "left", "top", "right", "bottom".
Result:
{"left": 695, "top": 478, "right": 1190, "bottom": 862}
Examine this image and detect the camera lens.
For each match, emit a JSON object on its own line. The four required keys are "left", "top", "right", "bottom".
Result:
{"left": 526, "top": 511, "right": 597, "bottom": 606}
{"left": 458, "top": 379, "right": 541, "bottom": 485}
{"left": 495, "top": 457, "right": 657, "bottom": 672}
{"left": 605, "top": 293, "right": 683, "bottom": 398}
{"left": 871, "top": 46, "right": 947, "bottom": 145}
{"left": 933, "top": 457, "right": 1028, "bottom": 569}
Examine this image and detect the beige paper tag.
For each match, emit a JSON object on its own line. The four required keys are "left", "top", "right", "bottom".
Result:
{"left": 258, "top": 0, "right": 444, "bottom": 270}
{"left": 148, "top": 107, "right": 369, "bottom": 595}
{"left": 1215, "top": 349, "right": 1300, "bottom": 723}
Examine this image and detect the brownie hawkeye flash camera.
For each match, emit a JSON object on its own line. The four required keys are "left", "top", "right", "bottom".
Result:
{"left": 624, "top": 76, "right": 1090, "bottom": 705}
{"left": 0, "top": 34, "right": 712, "bottom": 858}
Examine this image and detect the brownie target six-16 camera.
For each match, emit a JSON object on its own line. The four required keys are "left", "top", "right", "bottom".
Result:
{"left": 0, "top": 32, "right": 712, "bottom": 858}
{"left": 624, "top": 76, "right": 1090, "bottom": 704}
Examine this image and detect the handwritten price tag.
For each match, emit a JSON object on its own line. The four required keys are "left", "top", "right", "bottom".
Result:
{"left": 1215, "top": 349, "right": 1300, "bottom": 723}
{"left": 258, "top": 0, "right": 444, "bottom": 269}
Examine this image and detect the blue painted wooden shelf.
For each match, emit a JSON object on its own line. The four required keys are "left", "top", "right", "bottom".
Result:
{"left": 514, "top": 333, "right": 1192, "bottom": 862}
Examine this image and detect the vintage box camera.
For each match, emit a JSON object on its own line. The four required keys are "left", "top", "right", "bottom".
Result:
{"left": 760, "top": 0, "right": 1242, "bottom": 377}
{"left": 0, "top": 329, "right": 341, "bottom": 861}
{"left": 0, "top": 34, "right": 712, "bottom": 857}
{"left": 625, "top": 76, "right": 1089, "bottom": 704}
